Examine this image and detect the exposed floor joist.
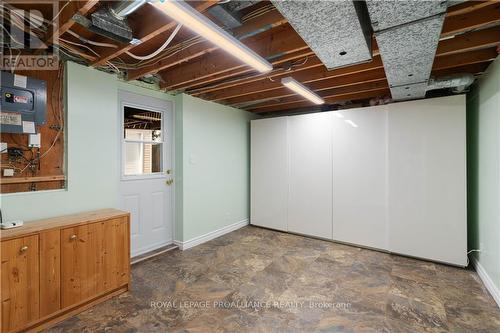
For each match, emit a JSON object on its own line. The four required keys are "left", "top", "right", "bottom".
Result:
{"left": 126, "top": 9, "right": 287, "bottom": 81}
{"left": 90, "top": 1, "right": 217, "bottom": 67}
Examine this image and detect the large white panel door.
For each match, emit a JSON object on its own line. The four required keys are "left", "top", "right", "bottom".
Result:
{"left": 332, "top": 108, "right": 388, "bottom": 250}
{"left": 251, "top": 118, "right": 288, "bottom": 231}
{"left": 388, "top": 95, "right": 467, "bottom": 266}
{"left": 288, "top": 113, "right": 333, "bottom": 239}
{"left": 118, "top": 91, "right": 174, "bottom": 257}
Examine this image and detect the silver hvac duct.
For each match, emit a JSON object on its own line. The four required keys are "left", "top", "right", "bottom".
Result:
{"left": 110, "top": 0, "right": 149, "bottom": 19}
{"left": 366, "top": 1, "right": 448, "bottom": 101}
{"left": 272, "top": 1, "right": 372, "bottom": 69}
{"left": 74, "top": 0, "right": 148, "bottom": 43}
{"left": 427, "top": 73, "right": 475, "bottom": 93}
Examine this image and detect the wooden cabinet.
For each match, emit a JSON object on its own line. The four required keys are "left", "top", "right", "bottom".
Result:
{"left": 1, "top": 235, "right": 40, "bottom": 332}
{"left": 61, "top": 217, "right": 129, "bottom": 308}
{"left": 0, "top": 209, "right": 130, "bottom": 333}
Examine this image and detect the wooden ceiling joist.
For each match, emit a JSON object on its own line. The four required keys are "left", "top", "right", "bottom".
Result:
{"left": 126, "top": 9, "right": 287, "bottom": 81}
{"left": 210, "top": 57, "right": 384, "bottom": 103}
{"left": 159, "top": 24, "right": 309, "bottom": 90}
{"left": 38, "top": 0, "right": 99, "bottom": 54}
{"left": 52, "top": 0, "right": 99, "bottom": 40}
{"left": 240, "top": 51, "right": 497, "bottom": 111}
{"left": 445, "top": 0, "right": 494, "bottom": 17}
{"left": 211, "top": 29, "right": 500, "bottom": 106}
{"left": 250, "top": 88, "right": 392, "bottom": 114}
{"left": 240, "top": 80, "right": 389, "bottom": 110}
{"left": 437, "top": 25, "right": 500, "bottom": 56}
{"left": 441, "top": 2, "right": 500, "bottom": 37}
{"left": 90, "top": 1, "right": 217, "bottom": 67}
{"left": 228, "top": 67, "right": 388, "bottom": 107}
{"left": 167, "top": 49, "right": 316, "bottom": 93}
{"left": 181, "top": 9, "right": 500, "bottom": 100}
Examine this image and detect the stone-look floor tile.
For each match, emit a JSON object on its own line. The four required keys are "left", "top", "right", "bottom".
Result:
{"left": 46, "top": 226, "right": 500, "bottom": 333}
{"left": 386, "top": 276, "right": 448, "bottom": 332}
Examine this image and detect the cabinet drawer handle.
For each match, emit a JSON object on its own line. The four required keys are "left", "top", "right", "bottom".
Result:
{"left": 20, "top": 246, "right": 28, "bottom": 252}
{"left": 69, "top": 234, "right": 77, "bottom": 240}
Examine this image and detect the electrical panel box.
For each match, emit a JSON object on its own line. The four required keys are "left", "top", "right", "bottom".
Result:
{"left": 0, "top": 71, "right": 47, "bottom": 133}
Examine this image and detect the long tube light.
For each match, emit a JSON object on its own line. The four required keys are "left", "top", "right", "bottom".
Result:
{"left": 154, "top": 0, "right": 273, "bottom": 73}
{"left": 281, "top": 77, "right": 324, "bottom": 105}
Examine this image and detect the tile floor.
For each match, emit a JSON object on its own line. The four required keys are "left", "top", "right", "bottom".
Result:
{"left": 47, "top": 226, "right": 500, "bottom": 332}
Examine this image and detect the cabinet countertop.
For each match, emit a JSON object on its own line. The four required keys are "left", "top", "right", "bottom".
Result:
{"left": 0, "top": 208, "right": 129, "bottom": 241}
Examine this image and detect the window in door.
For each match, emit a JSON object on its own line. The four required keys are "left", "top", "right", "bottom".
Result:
{"left": 123, "top": 106, "right": 163, "bottom": 176}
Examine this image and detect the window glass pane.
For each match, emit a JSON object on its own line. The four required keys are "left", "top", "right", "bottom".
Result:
{"left": 123, "top": 106, "right": 162, "bottom": 142}
{"left": 124, "top": 142, "right": 163, "bottom": 176}
{"left": 123, "top": 105, "right": 164, "bottom": 176}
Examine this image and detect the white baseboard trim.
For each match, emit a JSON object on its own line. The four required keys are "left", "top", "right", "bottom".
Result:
{"left": 471, "top": 256, "right": 500, "bottom": 308}
{"left": 174, "top": 219, "right": 249, "bottom": 250}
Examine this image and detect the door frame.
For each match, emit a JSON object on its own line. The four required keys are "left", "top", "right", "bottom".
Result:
{"left": 117, "top": 90, "right": 176, "bottom": 256}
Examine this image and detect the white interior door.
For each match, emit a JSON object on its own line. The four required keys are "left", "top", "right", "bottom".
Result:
{"left": 288, "top": 113, "right": 333, "bottom": 239}
{"left": 118, "top": 91, "right": 174, "bottom": 257}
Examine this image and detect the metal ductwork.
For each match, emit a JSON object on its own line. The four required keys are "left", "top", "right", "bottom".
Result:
{"left": 73, "top": 0, "right": 148, "bottom": 44}
{"left": 366, "top": 0, "right": 448, "bottom": 101}
{"left": 427, "top": 73, "right": 475, "bottom": 93}
{"left": 272, "top": 1, "right": 372, "bottom": 69}
{"left": 208, "top": 5, "right": 243, "bottom": 29}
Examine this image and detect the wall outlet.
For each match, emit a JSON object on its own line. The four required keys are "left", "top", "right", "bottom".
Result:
{"left": 0, "top": 220, "right": 24, "bottom": 229}
{"left": 3, "top": 169, "right": 14, "bottom": 177}
{"left": 28, "top": 133, "right": 41, "bottom": 148}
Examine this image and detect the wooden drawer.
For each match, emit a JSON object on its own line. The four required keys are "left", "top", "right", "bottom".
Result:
{"left": 1, "top": 235, "right": 40, "bottom": 333}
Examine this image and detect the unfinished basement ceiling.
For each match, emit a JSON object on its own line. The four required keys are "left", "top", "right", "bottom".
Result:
{"left": 15, "top": 0, "right": 500, "bottom": 115}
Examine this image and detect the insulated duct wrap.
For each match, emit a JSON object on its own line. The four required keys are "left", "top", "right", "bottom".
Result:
{"left": 366, "top": 0, "right": 448, "bottom": 101}
{"left": 272, "top": 0, "right": 372, "bottom": 69}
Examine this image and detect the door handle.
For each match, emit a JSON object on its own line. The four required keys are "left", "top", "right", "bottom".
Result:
{"left": 19, "top": 245, "right": 28, "bottom": 253}
{"left": 70, "top": 234, "right": 77, "bottom": 241}
{"left": 166, "top": 179, "right": 174, "bottom": 186}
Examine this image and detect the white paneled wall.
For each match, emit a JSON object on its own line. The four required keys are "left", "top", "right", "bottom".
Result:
{"left": 250, "top": 95, "right": 467, "bottom": 266}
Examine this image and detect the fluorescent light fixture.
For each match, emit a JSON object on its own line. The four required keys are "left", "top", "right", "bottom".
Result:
{"left": 345, "top": 119, "right": 358, "bottom": 128}
{"left": 281, "top": 77, "right": 324, "bottom": 105}
{"left": 281, "top": 76, "right": 325, "bottom": 104}
{"left": 154, "top": 0, "right": 273, "bottom": 73}
{"left": 334, "top": 113, "right": 344, "bottom": 118}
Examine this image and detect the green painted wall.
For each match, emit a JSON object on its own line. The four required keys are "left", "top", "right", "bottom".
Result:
{"left": 467, "top": 57, "right": 500, "bottom": 294}
{"left": 1, "top": 62, "right": 120, "bottom": 221}
{"left": 1, "top": 62, "right": 255, "bottom": 245}
{"left": 180, "top": 94, "right": 257, "bottom": 241}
